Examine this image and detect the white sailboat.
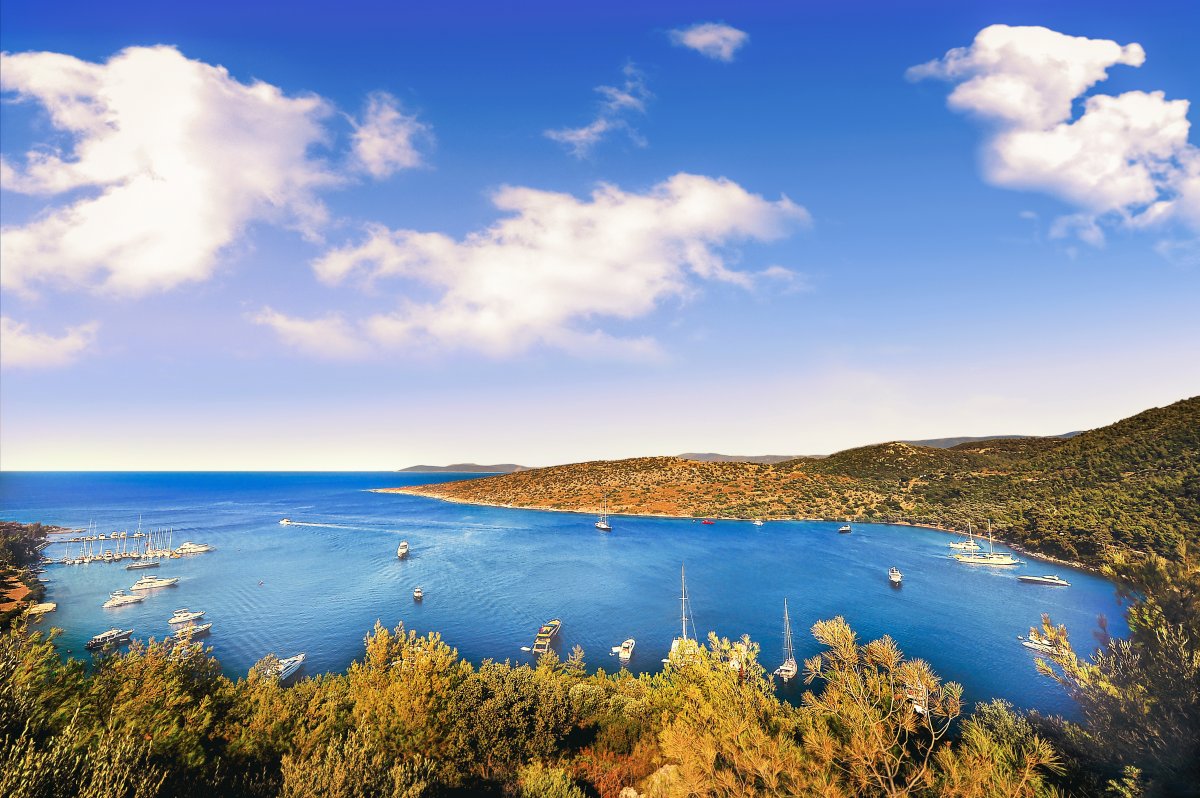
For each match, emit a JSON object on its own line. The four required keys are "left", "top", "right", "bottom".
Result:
{"left": 953, "top": 522, "right": 1020, "bottom": 566}
{"left": 595, "top": 495, "right": 612, "bottom": 531}
{"left": 774, "top": 598, "right": 798, "bottom": 682}
{"left": 948, "top": 521, "right": 981, "bottom": 551}
{"left": 664, "top": 565, "right": 698, "bottom": 663}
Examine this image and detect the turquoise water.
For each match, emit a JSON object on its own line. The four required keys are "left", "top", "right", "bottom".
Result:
{"left": 1, "top": 471, "right": 1127, "bottom": 718}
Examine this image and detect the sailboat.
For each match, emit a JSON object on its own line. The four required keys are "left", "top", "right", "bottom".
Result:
{"left": 595, "top": 495, "right": 612, "bottom": 531}
{"left": 664, "top": 565, "right": 698, "bottom": 663}
{"left": 774, "top": 598, "right": 798, "bottom": 682}
{"left": 948, "top": 521, "right": 981, "bottom": 551}
{"left": 953, "top": 521, "right": 1020, "bottom": 566}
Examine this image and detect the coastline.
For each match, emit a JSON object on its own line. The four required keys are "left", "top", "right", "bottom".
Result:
{"left": 371, "top": 487, "right": 1100, "bottom": 574}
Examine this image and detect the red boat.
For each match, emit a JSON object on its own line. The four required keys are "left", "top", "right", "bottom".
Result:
{"left": 701, "top": 519, "right": 715, "bottom": 525}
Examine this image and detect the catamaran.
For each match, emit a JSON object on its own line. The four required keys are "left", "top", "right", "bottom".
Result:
{"left": 774, "top": 598, "right": 798, "bottom": 682}
{"left": 953, "top": 523, "right": 1020, "bottom": 566}
{"left": 1017, "top": 574, "right": 1070, "bottom": 586}
{"left": 889, "top": 567, "right": 903, "bottom": 584}
{"left": 664, "top": 565, "right": 698, "bottom": 663}
{"left": 397, "top": 540, "right": 410, "bottom": 559}
{"left": 948, "top": 521, "right": 982, "bottom": 551}
{"left": 532, "top": 619, "right": 561, "bottom": 656}
{"left": 595, "top": 496, "right": 612, "bottom": 531}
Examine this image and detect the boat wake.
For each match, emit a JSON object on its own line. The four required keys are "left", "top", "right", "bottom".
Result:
{"left": 279, "top": 520, "right": 355, "bottom": 529}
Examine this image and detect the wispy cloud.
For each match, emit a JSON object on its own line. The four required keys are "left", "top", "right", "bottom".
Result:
{"left": 545, "top": 63, "right": 652, "bottom": 158}
{"left": 250, "top": 307, "right": 368, "bottom": 360}
{"left": 350, "top": 92, "right": 433, "bottom": 178}
{"left": 910, "top": 24, "right": 1200, "bottom": 248}
{"left": 261, "top": 174, "right": 808, "bottom": 358}
{"left": 669, "top": 22, "right": 749, "bottom": 62}
{"left": 0, "top": 316, "right": 98, "bottom": 368}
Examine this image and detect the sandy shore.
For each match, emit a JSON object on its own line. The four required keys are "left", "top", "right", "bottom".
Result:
{"left": 371, "top": 487, "right": 1099, "bottom": 573}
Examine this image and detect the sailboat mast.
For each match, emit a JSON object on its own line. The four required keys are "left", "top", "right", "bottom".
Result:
{"left": 680, "top": 565, "right": 688, "bottom": 640}
{"left": 783, "top": 599, "right": 793, "bottom": 659}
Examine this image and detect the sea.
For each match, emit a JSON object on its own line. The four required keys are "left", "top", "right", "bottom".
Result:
{"left": 0, "top": 471, "right": 1129, "bottom": 719}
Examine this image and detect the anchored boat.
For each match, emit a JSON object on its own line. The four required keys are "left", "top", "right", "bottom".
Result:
{"left": 397, "top": 540, "right": 410, "bottom": 559}
{"left": 595, "top": 495, "right": 612, "bottom": 532}
{"left": 1017, "top": 574, "right": 1070, "bottom": 586}
{"left": 102, "top": 590, "right": 145, "bottom": 609}
{"left": 168, "top": 608, "right": 206, "bottom": 625}
{"left": 889, "top": 567, "right": 903, "bottom": 585}
{"left": 774, "top": 598, "right": 798, "bottom": 682}
{"left": 86, "top": 628, "right": 133, "bottom": 650}
{"left": 612, "top": 638, "right": 635, "bottom": 663}
{"left": 531, "top": 619, "right": 561, "bottom": 656}
{"left": 130, "top": 574, "right": 180, "bottom": 590}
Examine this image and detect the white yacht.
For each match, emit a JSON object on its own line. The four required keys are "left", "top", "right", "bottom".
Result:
{"left": 953, "top": 523, "right": 1020, "bottom": 566}
{"left": 889, "top": 567, "right": 903, "bottom": 585}
{"left": 413, "top": 586, "right": 424, "bottom": 601}
{"left": 130, "top": 575, "right": 180, "bottom": 590}
{"left": 176, "top": 541, "right": 213, "bottom": 555}
{"left": 397, "top": 540, "right": 410, "bottom": 559}
{"left": 614, "top": 638, "right": 635, "bottom": 664}
{"left": 174, "top": 622, "right": 212, "bottom": 638}
{"left": 948, "top": 521, "right": 982, "bottom": 551}
{"left": 102, "top": 590, "right": 145, "bottom": 609}
{"left": 1017, "top": 574, "right": 1071, "bottom": 586}
{"left": 838, "top": 523, "right": 852, "bottom": 534}
{"left": 168, "top": 608, "right": 206, "bottom": 625}
{"left": 86, "top": 628, "right": 133, "bottom": 650}
{"left": 774, "top": 598, "right": 798, "bottom": 682}
{"left": 752, "top": 519, "right": 764, "bottom": 526}
{"left": 595, "top": 495, "right": 612, "bottom": 532}
{"left": 275, "top": 653, "right": 305, "bottom": 681}
{"left": 125, "top": 559, "right": 160, "bottom": 570}
{"left": 1017, "top": 635, "right": 1060, "bottom": 655}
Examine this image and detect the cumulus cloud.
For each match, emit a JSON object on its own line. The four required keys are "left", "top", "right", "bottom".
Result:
{"left": 545, "top": 63, "right": 651, "bottom": 158}
{"left": 350, "top": 92, "right": 432, "bottom": 178}
{"left": 669, "top": 22, "right": 749, "bottom": 62}
{"left": 261, "top": 173, "right": 807, "bottom": 358}
{"left": 0, "top": 45, "right": 340, "bottom": 297}
{"left": 250, "top": 307, "right": 368, "bottom": 360}
{"left": 910, "top": 24, "right": 1200, "bottom": 245}
{"left": 0, "top": 316, "right": 98, "bottom": 368}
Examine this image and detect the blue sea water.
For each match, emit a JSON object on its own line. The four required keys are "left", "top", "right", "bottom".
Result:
{"left": 1, "top": 471, "right": 1129, "bottom": 719}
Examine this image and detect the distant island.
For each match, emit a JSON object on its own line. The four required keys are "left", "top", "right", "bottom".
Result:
{"left": 382, "top": 397, "right": 1198, "bottom": 568}
{"left": 398, "top": 463, "right": 530, "bottom": 473}
{"left": 900, "top": 432, "right": 1082, "bottom": 448}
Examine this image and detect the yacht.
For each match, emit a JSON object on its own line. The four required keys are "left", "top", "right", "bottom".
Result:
{"left": 889, "top": 567, "right": 903, "bottom": 585}
{"left": 838, "top": 523, "right": 852, "bottom": 534}
{"left": 102, "top": 590, "right": 145, "bottom": 609}
{"left": 532, "top": 619, "right": 561, "bottom": 656}
{"left": 176, "top": 541, "right": 214, "bottom": 555}
{"left": 413, "top": 586, "right": 423, "bottom": 601}
{"left": 397, "top": 540, "right": 410, "bottom": 559}
{"left": 774, "top": 598, "right": 798, "bottom": 682}
{"left": 168, "top": 608, "right": 206, "bottom": 625}
{"left": 595, "top": 495, "right": 612, "bottom": 532}
{"left": 1017, "top": 574, "right": 1071, "bottom": 586}
{"left": 948, "top": 521, "right": 982, "bottom": 551}
{"left": 273, "top": 653, "right": 306, "bottom": 681}
{"left": 614, "top": 638, "right": 635, "bottom": 664}
{"left": 1017, "top": 635, "right": 1060, "bottom": 655}
{"left": 85, "top": 628, "right": 133, "bottom": 650}
{"left": 130, "top": 575, "right": 180, "bottom": 590}
{"left": 665, "top": 565, "right": 699, "bottom": 663}
{"left": 174, "top": 622, "right": 212, "bottom": 638}
{"left": 125, "top": 559, "right": 160, "bottom": 570}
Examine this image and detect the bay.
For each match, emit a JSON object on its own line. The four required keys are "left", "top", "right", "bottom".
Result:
{"left": 0, "top": 471, "right": 1127, "bottom": 719}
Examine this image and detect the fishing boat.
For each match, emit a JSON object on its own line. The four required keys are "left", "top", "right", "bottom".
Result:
{"left": 838, "top": 523, "right": 852, "bottom": 533}
{"left": 397, "top": 540, "right": 410, "bottom": 559}
{"left": 102, "top": 590, "right": 145, "bottom": 609}
{"left": 85, "top": 628, "right": 133, "bottom": 650}
{"left": 611, "top": 638, "right": 635, "bottom": 663}
{"left": 595, "top": 495, "right": 612, "bottom": 531}
{"left": 953, "top": 523, "right": 1020, "bottom": 566}
{"left": 413, "top": 586, "right": 423, "bottom": 601}
{"left": 948, "top": 521, "right": 982, "bottom": 551}
{"left": 665, "top": 565, "right": 699, "bottom": 663}
{"left": 531, "top": 619, "right": 561, "bottom": 656}
{"left": 176, "top": 541, "right": 214, "bottom": 555}
{"left": 168, "top": 608, "right": 206, "bottom": 625}
{"left": 130, "top": 574, "right": 180, "bottom": 590}
{"left": 1017, "top": 574, "right": 1071, "bottom": 586}
{"left": 774, "top": 598, "right": 798, "bottom": 682}
{"left": 174, "top": 622, "right": 212, "bottom": 638}
{"left": 1017, "top": 635, "right": 1060, "bottom": 655}
{"left": 125, "top": 559, "right": 160, "bottom": 570}
{"left": 272, "top": 653, "right": 306, "bottom": 681}
{"left": 889, "top": 567, "right": 903, "bottom": 585}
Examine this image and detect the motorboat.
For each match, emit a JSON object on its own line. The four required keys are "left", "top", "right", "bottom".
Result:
{"left": 838, "top": 524, "right": 852, "bottom": 534}
{"left": 85, "top": 628, "right": 133, "bottom": 650}
{"left": 168, "top": 608, "right": 206, "bottom": 625}
{"left": 174, "top": 622, "right": 212, "bottom": 638}
{"left": 102, "top": 590, "right": 145, "bottom": 609}
{"left": 889, "top": 567, "right": 903, "bottom": 584}
{"left": 130, "top": 575, "right": 180, "bottom": 590}
{"left": 397, "top": 540, "right": 410, "bottom": 559}
{"left": 1017, "top": 574, "right": 1070, "bottom": 586}
{"left": 125, "top": 560, "right": 160, "bottom": 570}
{"left": 176, "top": 542, "right": 213, "bottom": 555}
{"left": 279, "top": 519, "right": 292, "bottom": 525}
{"left": 752, "top": 519, "right": 764, "bottom": 526}
{"left": 1018, "top": 635, "right": 1060, "bottom": 655}
{"left": 413, "top": 586, "right": 423, "bottom": 601}
{"left": 701, "top": 519, "right": 715, "bottom": 525}
{"left": 531, "top": 619, "right": 561, "bottom": 656}
{"left": 613, "top": 638, "right": 635, "bottom": 664}
{"left": 273, "top": 653, "right": 305, "bottom": 681}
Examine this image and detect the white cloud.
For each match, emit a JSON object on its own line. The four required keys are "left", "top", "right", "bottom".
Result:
{"left": 267, "top": 173, "right": 807, "bottom": 358}
{"left": 0, "top": 45, "right": 339, "bottom": 297}
{"left": 669, "top": 22, "right": 749, "bottom": 62}
{"left": 250, "top": 307, "right": 368, "bottom": 359}
{"left": 0, "top": 316, "right": 98, "bottom": 368}
{"left": 545, "top": 63, "right": 651, "bottom": 158}
{"left": 351, "top": 92, "right": 432, "bottom": 178}
{"left": 910, "top": 24, "right": 1199, "bottom": 245}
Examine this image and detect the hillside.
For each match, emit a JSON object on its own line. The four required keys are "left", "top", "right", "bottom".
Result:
{"left": 385, "top": 397, "right": 1199, "bottom": 565}
{"left": 398, "top": 463, "right": 530, "bottom": 473}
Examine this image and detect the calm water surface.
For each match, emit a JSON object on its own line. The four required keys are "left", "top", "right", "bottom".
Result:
{"left": 1, "top": 471, "right": 1128, "bottom": 718}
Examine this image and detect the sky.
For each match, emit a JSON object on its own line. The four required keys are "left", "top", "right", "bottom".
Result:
{"left": 1, "top": 0, "right": 1198, "bottom": 470}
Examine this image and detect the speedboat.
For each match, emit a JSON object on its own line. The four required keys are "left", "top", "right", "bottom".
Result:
{"left": 701, "top": 519, "right": 715, "bottom": 525}
{"left": 131, "top": 575, "right": 179, "bottom": 590}
{"left": 273, "top": 653, "right": 305, "bottom": 681}
{"left": 174, "top": 622, "right": 212, "bottom": 638}
{"left": 102, "top": 590, "right": 145, "bottom": 609}
{"left": 413, "top": 586, "right": 423, "bottom": 601}
{"left": 397, "top": 540, "right": 410, "bottom": 559}
{"left": 85, "top": 628, "right": 133, "bottom": 650}
{"left": 531, "top": 619, "right": 561, "bottom": 655}
{"left": 752, "top": 519, "right": 764, "bottom": 526}
{"left": 176, "top": 541, "right": 213, "bottom": 555}
{"left": 279, "top": 519, "right": 292, "bottom": 525}
{"left": 889, "top": 567, "right": 903, "bottom": 584}
{"left": 612, "top": 638, "right": 635, "bottom": 663}
{"left": 168, "top": 608, "right": 206, "bottom": 625}
{"left": 1017, "top": 574, "right": 1070, "bottom": 586}
{"left": 125, "top": 560, "right": 160, "bottom": 570}
{"left": 838, "top": 524, "right": 852, "bottom": 533}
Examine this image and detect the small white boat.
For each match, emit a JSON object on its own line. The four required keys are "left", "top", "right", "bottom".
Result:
{"left": 413, "top": 586, "right": 423, "bottom": 601}
{"left": 176, "top": 541, "right": 213, "bottom": 555}
{"left": 174, "top": 622, "right": 212, "bottom": 638}
{"left": 125, "top": 560, "right": 160, "bottom": 570}
{"left": 274, "top": 653, "right": 305, "bottom": 681}
{"left": 279, "top": 519, "right": 292, "bottom": 525}
{"left": 168, "top": 608, "right": 206, "bottom": 625}
{"left": 397, "top": 540, "right": 409, "bottom": 559}
{"left": 774, "top": 598, "right": 798, "bottom": 682}
{"left": 102, "top": 590, "right": 145, "bottom": 609}
{"left": 1017, "top": 574, "right": 1070, "bottom": 586}
{"left": 611, "top": 638, "right": 635, "bottom": 663}
{"left": 595, "top": 495, "right": 612, "bottom": 532}
{"left": 130, "top": 575, "right": 180, "bottom": 591}
{"left": 1017, "top": 635, "right": 1059, "bottom": 655}
{"left": 838, "top": 524, "right": 852, "bottom": 534}
{"left": 889, "top": 567, "right": 903, "bottom": 584}
{"left": 86, "top": 628, "right": 133, "bottom": 650}
{"left": 948, "top": 521, "right": 981, "bottom": 551}
{"left": 752, "top": 519, "right": 764, "bottom": 526}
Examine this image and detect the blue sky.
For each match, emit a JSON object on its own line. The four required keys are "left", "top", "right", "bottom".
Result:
{"left": 2, "top": 0, "right": 1197, "bottom": 469}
